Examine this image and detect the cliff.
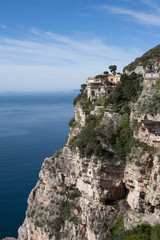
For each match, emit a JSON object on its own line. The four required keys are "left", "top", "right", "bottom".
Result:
{"left": 18, "top": 47, "right": 160, "bottom": 240}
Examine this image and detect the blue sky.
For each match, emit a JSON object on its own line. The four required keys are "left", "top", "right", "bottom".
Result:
{"left": 0, "top": 0, "right": 160, "bottom": 92}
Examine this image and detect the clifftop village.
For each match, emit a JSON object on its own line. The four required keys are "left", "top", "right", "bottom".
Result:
{"left": 86, "top": 65, "right": 121, "bottom": 99}
{"left": 85, "top": 65, "right": 160, "bottom": 99}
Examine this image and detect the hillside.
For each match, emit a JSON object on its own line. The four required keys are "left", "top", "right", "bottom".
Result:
{"left": 124, "top": 44, "right": 160, "bottom": 74}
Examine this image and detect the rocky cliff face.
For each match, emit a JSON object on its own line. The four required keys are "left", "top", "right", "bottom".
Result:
{"left": 123, "top": 78, "right": 160, "bottom": 229}
{"left": 18, "top": 112, "right": 125, "bottom": 240}
{"left": 18, "top": 49, "right": 160, "bottom": 239}
{"left": 124, "top": 151, "right": 160, "bottom": 227}
{"left": 130, "top": 79, "right": 160, "bottom": 148}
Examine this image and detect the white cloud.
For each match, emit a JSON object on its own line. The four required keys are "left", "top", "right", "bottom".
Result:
{"left": 96, "top": 4, "right": 160, "bottom": 26}
{"left": 140, "top": 0, "right": 160, "bottom": 13}
{"left": 0, "top": 29, "right": 142, "bottom": 91}
{"left": 0, "top": 24, "right": 7, "bottom": 29}
{"left": 0, "top": 29, "right": 137, "bottom": 65}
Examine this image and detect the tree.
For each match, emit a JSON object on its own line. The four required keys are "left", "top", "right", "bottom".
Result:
{"left": 103, "top": 71, "right": 109, "bottom": 76}
{"left": 95, "top": 74, "right": 105, "bottom": 79}
{"left": 109, "top": 65, "right": 117, "bottom": 75}
{"left": 80, "top": 84, "right": 87, "bottom": 93}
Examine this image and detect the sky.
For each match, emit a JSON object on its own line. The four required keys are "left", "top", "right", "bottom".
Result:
{"left": 0, "top": 0, "right": 160, "bottom": 92}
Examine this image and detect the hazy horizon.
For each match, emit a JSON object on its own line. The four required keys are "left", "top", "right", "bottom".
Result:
{"left": 0, "top": 89, "right": 80, "bottom": 94}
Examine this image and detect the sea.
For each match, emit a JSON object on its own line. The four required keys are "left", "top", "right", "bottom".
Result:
{"left": 0, "top": 92, "right": 77, "bottom": 239}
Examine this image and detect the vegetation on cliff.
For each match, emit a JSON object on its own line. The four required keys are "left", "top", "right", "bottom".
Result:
{"left": 69, "top": 114, "right": 108, "bottom": 158}
{"left": 123, "top": 44, "right": 160, "bottom": 72}
{"left": 70, "top": 72, "right": 143, "bottom": 160}
{"left": 27, "top": 182, "right": 81, "bottom": 239}
{"left": 106, "top": 72, "right": 143, "bottom": 114}
{"left": 106, "top": 222, "right": 160, "bottom": 240}
{"left": 73, "top": 83, "right": 87, "bottom": 106}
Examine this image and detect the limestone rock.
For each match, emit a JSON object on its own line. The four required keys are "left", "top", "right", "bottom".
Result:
{"left": 125, "top": 65, "right": 145, "bottom": 76}
{"left": 18, "top": 143, "right": 125, "bottom": 240}
{"left": 90, "top": 106, "right": 104, "bottom": 116}
{"left": 102, "top": 112, "right": 122, "bottom": 130}
{"left": 75, "top": 103, "right": 86, "bottom": 127}
{"left": 124, "top": 151, "right": 160, "bottom": 228}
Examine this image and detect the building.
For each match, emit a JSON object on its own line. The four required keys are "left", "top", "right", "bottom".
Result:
{"left": 144, "top": 73, "right": 159, "bottom": 80}
{"left": 107, "top": 75, "right": 121, "bottom": 84}
{"left": 86, "top": 77, "right": 104, "bottom": 99}
{"left": 86, "top": 75, "right": 121, "bottom": 99}
{"left": 86, "top": 77, "right": 103, "bottom": 84}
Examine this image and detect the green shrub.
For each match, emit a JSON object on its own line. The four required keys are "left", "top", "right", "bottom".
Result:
{"left": 106, "top": 223, "right": 153, "bottom": 240}
{"left": 126, "top": 233, "right": 148, "bottom": 240}
{"left": 82, "top": 98, "right": 94, "bottom": 115}
{"left": 103, "top": 119, "right": 117, "bottom": 147}
{"left": 131, "top": 119, "right": 141, "bottom": 131}
{"left": 62, "top": 231, "right": 69, "bottom": 238}
{"left": 46, "top": 217, "right": 64, "bottom": 231}
{"left": 151, "top": 225, "right": 160, "bottom": 240}
{"left": 69, "top": 215, "right": 80, "bottom": 225}
{"left": 114, "top": 118, "right": 134, "bottom": 161}
{"left": 60, "top": 200, "right": 72, "bottom": 220}
{"left": 48, "top": 199, "right": 80, "bottom": 234}
{"left": 97, "top": 96, "right": 109, "bottom": 108}
{"left": 35, "top": 220, "right": 43, "bottom": 228}
{"left": 30, "top": 210, "right": 36, "bottom": 217}
{"left": 68, "top": 117, "right": 75, "bottom": 127}
{"left": 54, "top": 148, "right": 62, "bottom": 158}
{"left": 69, "top": 114, "right": 109, "bottom": 158}
{"left": 136, "top": 141, "right": 158, "bottom": 154}
{"left": 73, "top": 84, "right": 87, "bottom": 106}
{"left": 73, "top": 90, "right": 95, "bottom": 116}
{"left": 67, "top": 189, "right": 81, "bottom": 200}
{"left": 111, "top": 216, "right": 124, "bottom": 236}
{"left": 69, "top": 115, "right": 134, "bottom": 160}
{"left": 131, "top": 224, "right": 151, "bottom": 239}
{"left": 108, "top": 73, "right": 143, "bottom": 114}
{"left": 135, "top": 161, "right": 141, "bottom": 167}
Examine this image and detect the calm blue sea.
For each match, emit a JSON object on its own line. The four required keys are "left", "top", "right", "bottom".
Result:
{"left": 0, "top": 92, "right": 77, "bottom": 239}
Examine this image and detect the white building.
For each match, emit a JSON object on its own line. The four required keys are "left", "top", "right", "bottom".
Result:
{"left": 86, "top": 77, "right": 105, "bottom": 99}
{"left": 144, "top": 73, "right": 159, "bottom": 79}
